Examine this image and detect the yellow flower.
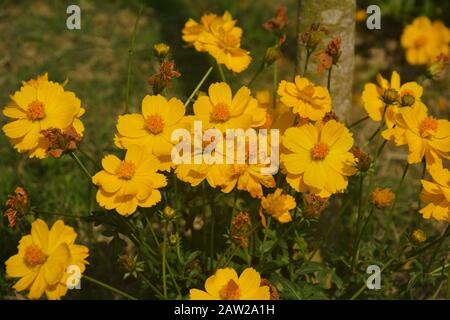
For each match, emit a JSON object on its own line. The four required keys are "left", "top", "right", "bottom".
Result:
{"left": 362, "top": 71, "right": 423, "bottom": 133}
{"left": 401, "top": 17, "right": 450, "bottom": 65}
{"left": 182, "top": 12, "right": 251, "bottom": 73}
{"left": 355, "top": 9, "right": 367, "bottom": 23}
{"left": 370, "top": 187, "right": 395, "bottom": 209}
{"left": 92, "top": 146, "right": 167, "bottom": 216}
{"left": 221, "top": 163, "right": 276, "bottom": 198}
{"left": 281, "top": 120, "right": 356, "bottom": 197}
{"left": 5, "top": 219, "right": 89, "bottom": 300}
{"left": 419, "top": 165, "right": 450, "bottom": 222}
{"left": 277, "top": 75, "right": 332, "bottom": 121}
{"left": 190, "top": 267, "right": 270, "bottom": 300}
{"left": 2, "top": 73, "right": 84, "bottom": 159}
{"left": 411, "top": 229, "right": 427, "bottom": 244}
{"left": 261, "top": 188, "right": 296, "bottom": 223}
{"left": 384, "top": 103, "right": 450, "bottom": 168}
{"left": 114, "top": 94, "right": 190, "bottom": 171}
{"left": 256, "top": 90, "right": 295, "bottom": 133}
{"left": 193, "top": 82, "right": 266, "bottom": 131}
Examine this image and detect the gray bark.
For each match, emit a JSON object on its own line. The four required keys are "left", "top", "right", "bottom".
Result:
{"left": 296, "top": 0, "right": 356, "bottom": 118}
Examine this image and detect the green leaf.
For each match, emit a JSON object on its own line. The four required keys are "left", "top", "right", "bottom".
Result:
{"left": 270, "top": 273, "right": 303, "bottom": 300}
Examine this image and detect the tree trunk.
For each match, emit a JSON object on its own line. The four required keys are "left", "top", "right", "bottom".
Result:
{"left": 296, "top": 0, "right": 356, "bottom": 118}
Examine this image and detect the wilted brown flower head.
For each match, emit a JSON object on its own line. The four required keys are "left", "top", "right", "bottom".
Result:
{"left": 148, "top": 60, "right": 181, "bottom": 94}
{"left": 314, "top": 37, "right": 342, "bottom": 73}
{"left": 41, "top": 126, "right": 81, "bottom": 158}
{"left": 4, "top": 187, "right": 29, "bottom": 228}
{"left": 118, "top": 255, "right": 136, "bottom": 273}
{"left": 261, "top": 278, "right": 280, "bottom": 300}
{"left": 230, "top": 212, "right": 252, "bottom": 248}
{"left": 326, "top": 37, "right": 342, "bottom": 64}
{"left": 263, "top": 5, "right": 288, "bottom": 32}
{"left": 352, "top": 146, "right": 372, "bottom": 172}
{"left": 315, "top": 51, "right": 333, "bottom": 73}
{"left": 301, "top": 23, "right": 328, "bottom": 52}
{"left": 303, "top": 193, "right": 328, "bottom": 218}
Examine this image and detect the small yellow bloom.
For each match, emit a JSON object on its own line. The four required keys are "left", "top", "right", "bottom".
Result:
{"left": 255, "top": 90, "right": 295, "bottom": 133}
{"left": 5, "top": 219, "right": 89, "bottom": 300}
{"left": 384, "top": 103, "right": 450, "bottom": 168}
{"left": 153, "top": 42, "right": 170, "bottom": 59}
{"left": 2, "top": 73, "right": 85, "bottom": 158}
{"left": 114, "top": 94, "right": 190, "bottom": 171}
{"left": 261, "top": 188, "right": 296, "bottom": 223}
{"left": 92, "top": 146, "right": 167, "bottom": 216}
{"left": 277, "top": 75, "right": 332, "bottom": 121}
{"left": 362, "top": 71, "right": 423, "bottom": 134}
{"left": 193, "top": 82, "right": 266, "bottom": 132}
{"left": 370, "top": 187, "right": 395, "bottom": 209}
{"left": 401, "top": 17, "right": 450, "bottom": 65}
{"left": 281, "top": 120, "right": 356, "bottom": 197}
{"left": 190, "top": 267, "right": 270, "bottom": 300}
{"left": 419, "top": 165, "right": 450, "bottom": 222}
{"left": 182, "top": 12, "right": 251, "bottom": 73}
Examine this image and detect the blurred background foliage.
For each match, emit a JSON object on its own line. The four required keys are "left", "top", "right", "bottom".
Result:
{"left": 0, "top": 0, "right": 449, "bottom": 299}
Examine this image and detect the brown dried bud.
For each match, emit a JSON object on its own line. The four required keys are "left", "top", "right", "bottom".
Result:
{"left": 263, "top": 5, "right": 288, "bottom": 32}
{"left": 261, "top": 278, "right": 280, "bottom": 300}
{"left": 118, "top": 255, "right": 136, "bottom": 272}
{"left": 148, "top": 60, "right": 181, "bottom": 94}
{"left": 326, "top": 37, "right": 342, "bottom": 64}
{"left": 230, "top": 212, "right": 252, "bottom": 249}
{"left": 4, "top": 187, "right": 29, "bottom": 228}
{"left": 41, "top": 126, "right": 81, "bottom": 158}
{"left": 301, "top": 23, "right": 327, "bottom": 52}
{"left": 303, "top": 193, "right": 328, "bottom": 218}
{"left": 352, "top": 146, "right": 372, "bottom": 172}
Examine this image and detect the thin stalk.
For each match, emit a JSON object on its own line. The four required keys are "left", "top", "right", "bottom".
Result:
{"left": 387, "top": 162, "right": 410, "bottom": 242}
{"left": 417, "top": 160, "right": 426, "bottom": 211}
{"left": 184, "top": 66, "right": 213, "bottom": 108}
{"left": 70, "top": 152, "right": 92, "bottom": 179}
{"left": 352, "top": 206, "right": 375, "bottom": 269}
{"left": 125, "top": 4, "right": 144, "bottom": 114}
{"left": 272, "top": 60, "right": 278, "bottom": 109}
{"left": 368, "top": 104, "right": 388, "bottom": 143}
{"left": 162, "top": 221, "right": 168, "bottom": 299}
{"left": 33, "top": 210, "right": 85, "bottom": 219}
{"left": 247, "top": 64, "right": 264, "bottom": 87}
{"left": 217, "top": 62, "right": 227, "bottom": 82}
{"left": 140, "top": 273, "right": 163, "bottom": 297}
{"left": 327, "top": 66, "right": 332, "bottom": 92}
{"left": 83, "top": 275, "right": 138, "bottom": 300}
{"left": 258, "top": 216, "right": 272, "bottom": 269}
{"left": 351, "top": 174, "right": 365, "bottom": 270}
{"left": 348, "top": 116, "right": 370, "bottom": 129}
{"left": 447, "top": 261, "right": 450, "bottom": 299}
{"left": 425, "top": 225, "right": 450, "bottom": 273}
{"left": 303, "top": 50, "right": 311, "bottom": 76}
{"left": 165, "top": 260, "right": 181, "bottom": 297}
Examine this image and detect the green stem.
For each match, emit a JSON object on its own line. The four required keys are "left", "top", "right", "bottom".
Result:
{"left": 83, "top": 275, "right": 138, "bottom": 300}
{"left": 417, "top": 160, "right": 426, "bottom": 211}
{"left": 258, "top": 216, "right": 272, "bottom": 269}
{"left": 425, "top": 225, "right": 450, "bottom": 273}
{"left": 140, "top": 273, "right": 163, "bottom": 297}
{"left": 368, "top": 104, "right": 388, "bottom": 143}
{"left": 348, "top": 116, "right": 370, "bottom": 129}
{"left": 351, "top": 174, "right": 365, "bottom": 270}
{"left": 162, "top": 221, "right": 168, "bottom": 299}
{"left": 34, "top": 210, "right": 85, "bottom": 219}
{"left": 303, "top": 51, "right": 311, "bottom": 76}
{"left": 272, "top": 60, "right": 278, "bottom": 109}
{"left": 387, "top": 162, "right": 410, "bottom": 242}
{"left": 352, "top": 206, "right": 375, "bottom": 270}
{"left": 184, "top": 66, "right": 213, "bottom": 108}
{"left": 447, "top": 260, "right": 450, "bottom": 299}
{"left": 70, "top": 152, "right": 92, "bottom": 179}
{"left": 217, "top": 62, "right": 227, "bottom": 82}
{"left": 125, "top": 4, "right": 144, "bottom": 114}
{"left": 165, "top": 259, "right": 181, "bottom": 297}
{"left": 327, "top": 66, "right": 332, "bottom": 92}
{"left": 248, "top": 64, "right": 264, "bottom": 87}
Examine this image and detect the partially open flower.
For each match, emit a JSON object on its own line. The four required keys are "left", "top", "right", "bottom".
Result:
{"left": 153, "top": 43, "right": 170, "bottom": 59}
{"left": 4, "top": 187, "right": 29, "bottom": 228}
{"left": 118, "top": 254, "right": 144, "bottom": 279}
{"left": 370, "top": 188, "right": 395, "bottom": 209}
{"left": 163, "top": 206, "right": 176, "bottom": 220}
{"left": 425, "top": 53, "right": 449, "bottom": 80}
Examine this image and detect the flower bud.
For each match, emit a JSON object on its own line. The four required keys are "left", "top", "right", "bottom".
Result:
{"left": 401, "top": 93, "right": 415, "bottom": 106}
{"left": 163, "top": 206, "right": 176, "bottom": 219}
{"left": 153, "top": 43, "right": 170, "bottom": 59}
{"left": 383, "top": 88, "right": 399, "bottom": 104}
{"left": 264, "top": 46, "right": 281, "bottom": 67}
{"left": 411, "top": 229, "right": 427, "bottom": 244}
{"left": 352, "top": 146, "right": 372, "bottom": 173}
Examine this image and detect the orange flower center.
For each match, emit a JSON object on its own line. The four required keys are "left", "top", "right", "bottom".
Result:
{"left": 414, "top": 35, "right": 427, "bottom": 47}
{"left": 27, "top": 100, "right": 46, "bottom": 121}
{"left": 145, "top": 114, "right": 165, "bottom": 134}
{"left": 219, "top": 279, "right": 241, "bottom": 300}
{"left": 311, "top": 142, "right": 329, "bottom": 160}
{"left": 211, "top": 103, "right": 231, "bottom": 122}
{"left": 23, "top": 244, "right": 47, "bottom": 268}
{"left": 419, "top": 116, "right": 438, "bottom": 138}
{"left": 116, "top": 161, "right": 136, "bottom": 180}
